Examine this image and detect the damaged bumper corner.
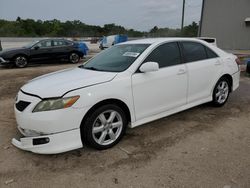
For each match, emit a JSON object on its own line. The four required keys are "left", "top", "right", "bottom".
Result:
{"left": 12, "top": 128, "right": 83, "bottom": 154}
{"left": 0, "top": 57, "right": 10, "bottom": 64}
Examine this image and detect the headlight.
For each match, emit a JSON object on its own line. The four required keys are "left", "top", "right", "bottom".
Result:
{"left": 33, "top": 96, "right": 80, "bottom": 112}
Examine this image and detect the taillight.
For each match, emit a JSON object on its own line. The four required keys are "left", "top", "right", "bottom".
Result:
{"left": 235, "top": 58, "right": 241, "bottom": 65}
{"left": 235, "top": 58, "right": 241, "bottom": 71}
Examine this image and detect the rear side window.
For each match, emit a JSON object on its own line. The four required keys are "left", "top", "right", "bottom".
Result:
{"left": 53, "top": 40, "right": 65, "bottom": 46}
{"left": 206, "top": 47, "right": 218, "bottom": 59}
{"left": 144, "top": 42, "right": 181, "bottom": 68}
{"left": 182, "top": 42, "right": 207, "bottom": 63}
{"left": 64, "top": 40, "right": 74, "bottom": 46}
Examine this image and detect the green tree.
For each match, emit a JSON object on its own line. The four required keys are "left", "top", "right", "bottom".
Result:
{"left": 0, "top": 17, "right": 198, "bottom": 38}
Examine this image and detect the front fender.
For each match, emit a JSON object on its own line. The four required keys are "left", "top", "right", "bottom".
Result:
{"left": 65, "top": 76, "right": 136, "bottom": 123}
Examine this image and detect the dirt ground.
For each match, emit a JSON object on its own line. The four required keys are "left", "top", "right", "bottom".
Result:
{"left": 0, "top": 61, "right": 250, "bottom": 188}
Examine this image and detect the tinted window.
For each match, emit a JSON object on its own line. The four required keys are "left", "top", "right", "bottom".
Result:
{"left": 64, "top": 40, "right": 73, "bottom": 45}
{"left": 206, "top": 47, "right": 218, "bottom": 59}
{"left": 182, "top": 42, "right": 207, "bottom": 63}
{"left": 53, "top": 40, "right": 65, "bottom": 46}
{"left": 144, "top": 42, "right": 181, "bottom": 68}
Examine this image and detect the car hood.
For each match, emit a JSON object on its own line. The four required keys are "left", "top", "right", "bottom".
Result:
{"left": 0, "top": 47, "right": 26, "bottom": 55}
{"left": 21, "top": 67, "right": 117, "bottom": 98}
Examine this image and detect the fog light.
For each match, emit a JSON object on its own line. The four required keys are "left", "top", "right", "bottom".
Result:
{"left": 33, "top": 137, "right": 50, "bottom": 145}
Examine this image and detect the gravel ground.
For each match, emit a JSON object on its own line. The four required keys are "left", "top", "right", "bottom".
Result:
{"left": 0, "top": 46, "right": 250, "bottom": 187}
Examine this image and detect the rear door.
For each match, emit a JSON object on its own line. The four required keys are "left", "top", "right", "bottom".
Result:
{"left": 132, "top": 42, "right": 188, "bottom": 120}
{"left": 52, "top": 39, "right": 71, "bottom": 60}
{"left": 180, "top": 41, "right": 222, "bottom": 103}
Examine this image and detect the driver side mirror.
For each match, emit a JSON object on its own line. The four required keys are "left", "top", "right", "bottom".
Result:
{"left": 33, "top": 46, "right": 40, "bottom": 50}
{"left": 139, "top": 62, "right": 159, "bottom": 73}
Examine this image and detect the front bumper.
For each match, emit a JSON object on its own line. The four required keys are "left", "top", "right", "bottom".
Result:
{"left": 0, "top": 57, "right": 10, "bottom": 64}
{"left": 12, "top": 128, "right": 83, "bottom": 154}
{"left": 13, "top": 90, "right": 89, "bottom": 154}
{"left": 15, "top": 90, "right": 87, "bottom": 134}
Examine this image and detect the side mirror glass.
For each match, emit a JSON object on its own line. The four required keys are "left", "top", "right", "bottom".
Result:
{"left": 139, "top": 62, "right": 159, "bottom": 73}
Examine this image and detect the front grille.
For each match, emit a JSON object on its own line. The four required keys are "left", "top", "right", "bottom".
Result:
{"left": 16, "top": 101, "right": 31, "bottom": 112}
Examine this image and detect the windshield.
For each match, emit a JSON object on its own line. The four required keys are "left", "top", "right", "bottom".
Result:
{"left": 81, "top": 44, "right": 150, "bottom": 72}
{"left": 23, "top": 40, "right": 39, "bottom": 48}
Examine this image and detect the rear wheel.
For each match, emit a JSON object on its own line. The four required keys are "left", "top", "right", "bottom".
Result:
{"left": 15, "top": 55, "right": 28, "bottom": 68}
{"left": 82, "top": 104, "right": 127, "bottom": 150}
{"left": 212, "top": 77, "right": 230, "bottom": 107}
{"left": 69, "top": 52, "right": 80, "bottom": 64}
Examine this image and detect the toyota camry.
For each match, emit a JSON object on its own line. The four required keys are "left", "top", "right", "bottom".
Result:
{"left": 12, "top": 38, "right": 240, "bottom": 154}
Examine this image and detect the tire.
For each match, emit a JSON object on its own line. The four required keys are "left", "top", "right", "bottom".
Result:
{"left": 99, "top": 45, "right": 104, "bottom": 50}
{"left": 15, "top": 55, "right": 28, "bottom": 68}
{"left": 247, "top": 61, "right": 250, "bottom": 74}
{"left": 212, "top": 77, "right": 230, "bottom": 107}
{"left": 69, "top": 52, "right": 80, "bottom": 64}
{"left": 82, "top": 104, "right": 127, "bottom": 150}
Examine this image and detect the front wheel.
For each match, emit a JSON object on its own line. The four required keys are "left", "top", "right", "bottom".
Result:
{"left": 69, "top": 52, "right": 80, "bottom": 64}
{"left": 82, "top": 104, "right": 127, "bottom": 150}
{"left": 15, "top": 55, "right": 28, "bottom": 68}
{"left": 212, "top": 77, "right": 230, "bottom": 107}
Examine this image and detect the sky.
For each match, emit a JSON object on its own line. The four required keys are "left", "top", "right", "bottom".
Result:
{"left": 0, "top": 0, "right": 203, "bottom": 31}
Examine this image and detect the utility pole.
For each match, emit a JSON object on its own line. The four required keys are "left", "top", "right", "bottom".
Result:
{"left": 198, "top": 0, "right": 205, "bottom": 37}
{"left": 181, "top": 0, "right": 186, "bottom": 31}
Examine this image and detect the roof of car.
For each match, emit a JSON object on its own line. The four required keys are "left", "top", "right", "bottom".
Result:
{"left": 121, "top": 37, "right": 203, "bottom": 45}
{"left": 120, "top": 37, "right": 229, "bottom": 57}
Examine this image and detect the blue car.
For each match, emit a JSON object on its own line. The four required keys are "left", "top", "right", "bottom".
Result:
{"left": 77, "top": 42, "right": 89, "bottom": 57}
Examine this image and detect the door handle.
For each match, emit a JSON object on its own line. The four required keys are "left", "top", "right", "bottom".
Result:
{"left": 177, "top": 69, "right": 186, "bottom": 75}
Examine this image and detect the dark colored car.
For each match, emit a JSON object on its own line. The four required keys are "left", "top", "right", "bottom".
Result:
{"left": 0, "top": 39, "right": 88, "bottom": 68}
{"left": 247, "top": 59, "right": 250, "bottom": 73}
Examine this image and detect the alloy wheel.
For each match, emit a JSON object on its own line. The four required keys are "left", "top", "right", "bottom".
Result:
{"left": 92, "top": 110, "right": 123, "bottom": 146}
{"left": 15, "top": 56, "right": 27, "bottom": 68}
{"left": 70, "top": 53, "right": 80, "bottom": 63}
{"left": 215, "top": 81, "right": 229, "bottom": 104}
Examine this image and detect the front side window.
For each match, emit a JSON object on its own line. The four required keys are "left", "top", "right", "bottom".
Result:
{"left": 143, "top": 42, "right": 181, "bottom": 68}
{"left": 182, "top": 42, "right": 207, "bottom": 63}
{"left": 81, "top": 44, "right": 150, "bottom": 72}
{"left": 24, "top": 41, "right": 39, "bottom": 48}
{"left": 35, "top": 40, "right": 52, "bottom": 48}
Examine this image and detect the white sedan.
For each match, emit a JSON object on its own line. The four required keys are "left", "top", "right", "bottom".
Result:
{"left": 12, "top": 38, "right": 240, "bottom": 154}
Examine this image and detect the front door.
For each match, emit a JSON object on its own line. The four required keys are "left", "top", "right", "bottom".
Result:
{"left": 30, "top": 40, "right": 54, "bottom": 62}
{"left": 132, "top": 42, "right": 188, "bottom": 121}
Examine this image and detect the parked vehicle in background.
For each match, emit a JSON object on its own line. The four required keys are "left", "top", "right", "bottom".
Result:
{"left": 247, "top": 59, "right": 250, "bottom": 73}
{"left": 77, "top": 41, "right": 89, "bottom": 57}
{"left": 12, "top": 38, "right": 240, "bottom": 154}
{"left": 0, "top": 38, "right": 86, "bottom": 68}
{"left": 90, "top": 37, "right": 99, "bottom": 44}
{"left": 99, "top": 35, "right": 128, "bottom": 49}
{"left": 198, "top": 37, "right": 217, "bottom": 46}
